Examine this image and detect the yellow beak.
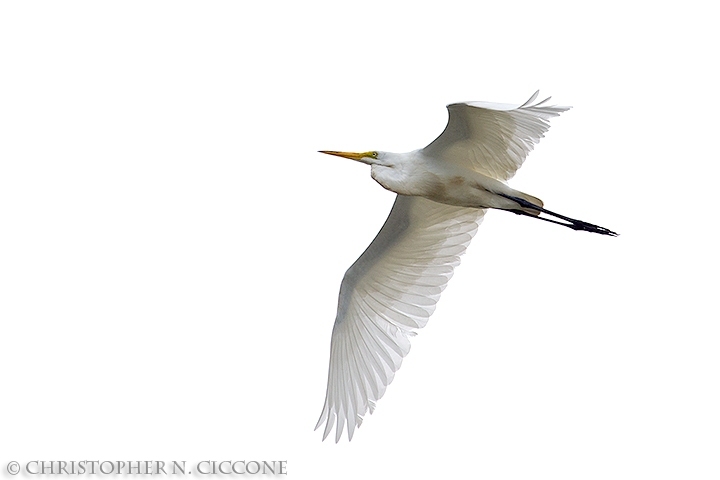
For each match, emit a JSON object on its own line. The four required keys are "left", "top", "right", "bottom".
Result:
{"left": 318, "top": 150, "right": 368, "bottom": 161}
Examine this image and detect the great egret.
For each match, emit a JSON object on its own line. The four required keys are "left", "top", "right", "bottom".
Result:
{"left": 315, "top": 91, "right": 616, "bottom": 442}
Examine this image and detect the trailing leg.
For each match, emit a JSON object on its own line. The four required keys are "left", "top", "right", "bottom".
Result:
{"left": 499, "top": 193, "right": 618, "bottom": 236}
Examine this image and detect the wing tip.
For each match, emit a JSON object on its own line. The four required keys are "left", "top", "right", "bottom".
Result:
{"left": 519, "top": 90, "right": 540, "bottom": 108}
{"left": 520, "top": 90, "right": 572, "bottom": 112}
{"left": 316, "top": 409, "right": 366, "bottom": 443}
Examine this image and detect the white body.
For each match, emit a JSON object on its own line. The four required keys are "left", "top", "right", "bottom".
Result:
{"left": 370, "top": 150, "right": 532, "bottom": 211}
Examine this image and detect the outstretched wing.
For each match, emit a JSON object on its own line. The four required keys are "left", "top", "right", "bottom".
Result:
{"left": 316, "top": 195, "right": 485, "bottom": 442}
{"left": 422, "top": 91, "right": 571, "bottom": 181}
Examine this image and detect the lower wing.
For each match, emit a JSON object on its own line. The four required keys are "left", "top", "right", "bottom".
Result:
{"left": 316, "top": 195, "right": 485, "bottom": 442}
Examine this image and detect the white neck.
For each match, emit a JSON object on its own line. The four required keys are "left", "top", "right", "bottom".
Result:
{"left": 369, "top": 151, "right": 420, "bottom": 196}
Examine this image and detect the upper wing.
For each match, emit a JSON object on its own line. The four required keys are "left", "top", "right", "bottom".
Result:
{"left": 316, "top": 195, "right": 485, "bottom": 442}
{"left": 422, "top": 91, "right": 571, "bottom": 181}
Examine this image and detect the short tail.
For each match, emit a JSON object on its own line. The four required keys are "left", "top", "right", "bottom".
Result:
{"left": 499, "top": 193, "right": 618, "bottom": 237}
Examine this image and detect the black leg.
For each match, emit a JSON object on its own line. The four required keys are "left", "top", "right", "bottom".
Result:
{"left": 501, "top": 194, "right": 618, "bottom": 236}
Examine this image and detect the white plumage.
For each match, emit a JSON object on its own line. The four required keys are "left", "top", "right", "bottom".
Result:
{"left": 316, "top": 91, "right": 614, "bottom": 442}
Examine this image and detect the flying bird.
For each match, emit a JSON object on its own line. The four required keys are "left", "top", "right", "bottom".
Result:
{"left": 315, "top": 91, "right": 616, "bottom": 442}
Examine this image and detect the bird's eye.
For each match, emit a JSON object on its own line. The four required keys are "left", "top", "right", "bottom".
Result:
{"left": 372, "top": 152, "right": 378, "bottom": 157}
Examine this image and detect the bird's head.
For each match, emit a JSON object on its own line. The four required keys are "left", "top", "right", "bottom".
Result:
{"left": 319, "top": 150, "right": 386, "bottom": 166}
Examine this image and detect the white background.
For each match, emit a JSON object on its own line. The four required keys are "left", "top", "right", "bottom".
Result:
{"left": 1, "top": 1, "right": 718, "bottom": 479}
